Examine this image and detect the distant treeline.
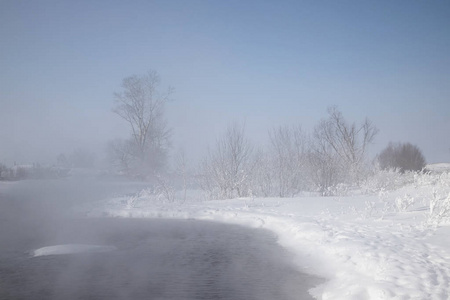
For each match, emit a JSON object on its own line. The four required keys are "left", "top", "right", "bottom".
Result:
{"left": 0, "top": 163, "right": 70, "bottom": 181}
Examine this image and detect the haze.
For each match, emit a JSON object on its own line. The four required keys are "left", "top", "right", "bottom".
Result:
{"left": 1, "top": 1, "right": 449, "bottom": 166}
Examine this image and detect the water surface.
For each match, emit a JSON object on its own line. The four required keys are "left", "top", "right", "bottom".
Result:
{"left": 0, "top": 179, "right": 322, "bottom": 299}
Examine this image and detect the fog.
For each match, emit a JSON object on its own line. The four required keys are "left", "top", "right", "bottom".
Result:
{"left": 1, "top": 1, "right": 450, "bottom": 167}
{"left": 0, "top": 1, "right": 449, "bottom": 298}
{"left": 0, "top": 173, "right": 144, "bottom": 248}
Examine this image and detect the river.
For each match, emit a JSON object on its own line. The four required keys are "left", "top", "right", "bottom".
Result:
{"left": 0, "top": 178, "right": 322, "bottom": 300}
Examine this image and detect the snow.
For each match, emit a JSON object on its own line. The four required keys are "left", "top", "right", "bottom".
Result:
{"left": 33, "top": 244, "right": 117, "bottom": 257}
{"left": 427, "top": 163, "right": 450, "bottom": 174}
{"left": 61, "top": 171, "right": 450, "bottom": 299}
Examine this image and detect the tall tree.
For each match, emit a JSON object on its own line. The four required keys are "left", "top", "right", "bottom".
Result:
{"left": 112, "top": 70, "right": 172, "bottom": 175}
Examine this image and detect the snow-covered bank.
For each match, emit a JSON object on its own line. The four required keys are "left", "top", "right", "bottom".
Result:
{"left": 33, "top": 244, "right": 117, "bottom": 257}
{"left": 84, "top": 173, "right": 450, "bottom": 299}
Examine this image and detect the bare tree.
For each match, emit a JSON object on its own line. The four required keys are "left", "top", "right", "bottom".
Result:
{"left": 113, "top": 70, "right": 172, "bottom": 175}
{"left": 268, "top": 125, "right": 308, "bottom": 197}
{"left": 107, "top": 138, "right": 134, "bottom": 173}
{"left": 174, "top": 148, "right": 188, "bottom": 202}
{"left": 0, "top": 163, "right": 9, "bottom": 180}
{"left": 308, "top": 135, "right": 343, "bottom": 195}
{"left": 317, "top": 107, "right": 378, "bottom": 168}
{"left": 251, "top": 148, "right": 274, "bottom": 197}
{"left": 377, "top": 142, "right": 426, "bottom": 172}
{"left": 311, "top": 107, "right": 378, "bottom": 193}
{"left": 200, "top": 122, "right": 255, "bottom": 199}
{"left": 56, "top": 153, "right": 70, "bottom": 168}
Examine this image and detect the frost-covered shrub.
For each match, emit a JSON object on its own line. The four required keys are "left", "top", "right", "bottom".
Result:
{"left": 438, "top": 172, "right": 450, "bottom": 187}
{"left": 395, "top": 194, "right": 415, "bottom": 212}
{"left": 412, "top": 171, "right": 450, "bottom": 187}
{"left": 199, "top": 123, "right": 255, "bottom": 200}
{"left": 427, "top": 191, "right": 450, "bottom": 226}
{"left": 359, "top": 170, "right": 450, "bottom": 224}
{"left": 321, "top": 183, "right": 351, "bottom": 196}
{"left": 361, "top": 169, "right": 415, "bottom": 194}
{"left": 266, "top": 125, "right": 309, "bottom": 197}
{"left": 125, "top": 183, "right": 177, "bottom": 208}
{"left": 405, "top": 171, "right": 450, "bottom": 226}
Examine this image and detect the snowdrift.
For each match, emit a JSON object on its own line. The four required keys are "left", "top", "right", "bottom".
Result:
{"left": 33, "top": 244, "right": 117, "bottom": 257}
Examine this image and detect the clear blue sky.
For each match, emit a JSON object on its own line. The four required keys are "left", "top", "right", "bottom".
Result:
{"left": 1, "top": 0, "right": 449, "bottom": 165}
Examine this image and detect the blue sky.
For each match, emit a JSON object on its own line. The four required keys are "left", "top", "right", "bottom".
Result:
{"left": 1, "top": 0, "right": 449, "bottom": 165}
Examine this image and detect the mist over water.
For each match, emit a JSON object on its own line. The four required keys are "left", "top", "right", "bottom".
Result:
{"left": 0, "top": 173, "right": 147, "bottom": 255}
{"left": 0, "top": 177, "right": 322, "bottom": 300}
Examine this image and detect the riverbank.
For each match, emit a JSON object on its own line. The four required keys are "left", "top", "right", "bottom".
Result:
{"left": 85, "top": 181, "right": 450, "bottom": 299}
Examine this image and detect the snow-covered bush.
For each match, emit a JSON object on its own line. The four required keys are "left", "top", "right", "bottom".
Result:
{"left": 440, "top": 172, "right": 450, "bottom": 187}
{"left": 267, "top": 125, "right": 309, "bottom": 197}
{"left": 361, "top": 168, "right": 415, "bottom": 194}
{"left": 410, "top": 171, "right": 450, "bottom": 226}
{"left": 155, "top": 175, "right": 176, "bottom": 203}
{"left": 363, "top": 169, "right": 450, "bottom": 226}
{"left": 395, "top": 194, "right": 415, "bottom": 212}
{"left": 249, "top": 150, "right": 274, "bottom": 197}
{"left": 198, "top": 123, "right": 255, "bottom": 200}
{"left": 412, "top": 171, "right": 447, "bottom": 187}
{"left": 125, "top": 185, "right": 177, "bottom": 209}
{"left": 321, "top": 182, "right": 351, "bottom": 196}
{"left": 358, "top": 169, "right": 450, "bottom": 223}
{"left": 427, "top": 190, "right": 450, "bottom": 226}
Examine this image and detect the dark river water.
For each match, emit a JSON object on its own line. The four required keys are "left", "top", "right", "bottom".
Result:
{"left": 0, "top": 178, "right": 322, "bottom": 300}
